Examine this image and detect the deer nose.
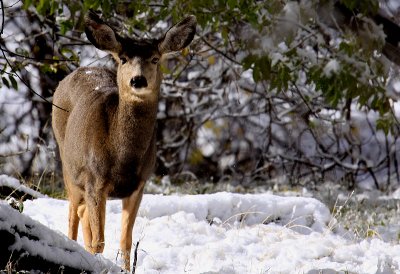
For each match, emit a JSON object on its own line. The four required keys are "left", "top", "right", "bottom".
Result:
{"left": 130, "top": 76, "right": 148, "bottom": 89}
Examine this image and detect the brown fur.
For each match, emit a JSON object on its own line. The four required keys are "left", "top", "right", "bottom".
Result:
{"left": 52, "top": 11, "right": 196, "bottom": 270}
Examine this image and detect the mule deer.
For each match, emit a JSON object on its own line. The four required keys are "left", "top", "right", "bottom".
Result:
{"left": 52, "top": 10, "right": 196, "bottom": 270}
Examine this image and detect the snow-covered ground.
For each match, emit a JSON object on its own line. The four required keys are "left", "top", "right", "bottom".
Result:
{"left": 15, "top": 190, "right": 399, "bottom": 273}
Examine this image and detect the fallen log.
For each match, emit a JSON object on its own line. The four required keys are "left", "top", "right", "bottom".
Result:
{"left": 0, "top": 202, "right": 120, "bottom": 273}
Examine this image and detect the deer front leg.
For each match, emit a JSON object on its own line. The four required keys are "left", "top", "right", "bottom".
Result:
{"left": 120, "top": 182, "right": 145, "bottom": 271}
{"left": 84, "top": 185, "right": 107, "bottom": 254}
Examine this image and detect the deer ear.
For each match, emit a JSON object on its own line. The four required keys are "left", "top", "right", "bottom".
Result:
{"left": 84, "top": 10, "right": 121, "bottom": 53}
{"left": 158, "top": 15, "right": 196, "bottom": 54}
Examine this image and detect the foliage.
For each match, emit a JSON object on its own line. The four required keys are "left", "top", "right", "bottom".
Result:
{"left": 17, "top": 0, "right": 397, "bottom": 127}
{"left": 1, "top": 0, "right": 399, "bottom": 188}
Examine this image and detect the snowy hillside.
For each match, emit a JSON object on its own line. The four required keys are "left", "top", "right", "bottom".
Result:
{"left": 16, "top": 192, "right": 400, "bottom": 273}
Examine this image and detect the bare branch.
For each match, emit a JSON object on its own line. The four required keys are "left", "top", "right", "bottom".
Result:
{"left": 0, "top": 47, "right": 69, "bottom": 112}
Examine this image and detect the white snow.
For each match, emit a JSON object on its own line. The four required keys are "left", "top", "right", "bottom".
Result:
{"left": 394, "top": 81, "right": 400, "bottom": 92}
{"left": 323, "top": 59, "right": 340, "bottom": 77}
{"left": 11, "top": 191, "right": 400, "bottom": 273}
{"left": 0, "top": 174, "right": 45, "bottom": 198}
{"left": 187, "top": 71, "right": 202, "bottom": 80}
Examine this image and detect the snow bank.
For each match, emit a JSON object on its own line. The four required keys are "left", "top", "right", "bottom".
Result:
{"left": 140, "top": 192, "right": 331, "bottom": 233}
{"left": 21, "top": 193, "right": 400, "bottom": 273}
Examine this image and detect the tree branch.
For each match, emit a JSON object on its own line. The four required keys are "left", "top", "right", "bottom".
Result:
{"left": 0, "top": 47, "right": 69, "bottom": 112}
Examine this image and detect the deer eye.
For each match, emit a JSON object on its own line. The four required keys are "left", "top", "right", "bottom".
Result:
{"left": 120, "top": 57, "right": 127, "bottom": 64}
{"left": 151, "top": 57, "right": 159, "bottom": 64}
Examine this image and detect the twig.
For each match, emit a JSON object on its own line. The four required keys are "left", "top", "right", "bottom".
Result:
{"left": 200, "top": 36, "right": 240, "bottom": 65}
{"left": 3, "top": 0, "right": 20, "bottom": 9}
{"left": 0, "top": 46, "right": 69, "bottom": 112}
{"left": 0, "top": 0, "right": 4, "bottom": 35}
{"left": 56, "top": 33, "right": 90, "bottom": 44}
{"left": 0, "top": 136, "right": 30, "bottom": 157}
{"left": 172, "top": 53, "right": 194, "bottom": 84}
{"left": 132, "top": 240, "right": 140, "bottom": 274}
{"left": 0, "top": 47, "right": 78, "bottom": 62}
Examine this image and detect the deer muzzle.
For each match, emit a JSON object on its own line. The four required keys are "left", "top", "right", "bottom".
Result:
{"left": 130, "top": 76, "right": 148, "bottom": 89}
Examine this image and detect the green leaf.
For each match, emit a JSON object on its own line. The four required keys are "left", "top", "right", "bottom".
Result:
{"left": 253, "top": 64, "right": 261, "bottom": 82}
{"left": 60, "top": 47, "right": 75, "bottom": 59}
{"left": 9, "top": 75, "right": 18, "bottom": 90}
{"left": 339, "top": 0, "right": 379, "bottom": 15}
{"left": 227, "top": 0, "right": 237, "bottom": 10}
{"left": 83, "top": 0, "right": 100, "bottom": 11}
{"left": 59, "top": 20, "right": 74, "bottom": 35}
{"left": 242, "top": 55, "right": 255, "bottom": 70}
{"left": 221, "top": 27, "right": 229, "bottom": 42}
{"left": 37, "top": 0, "right": 50, "bottom": 15}
{"left": 18, "top": 202, "right": 24, "bottom": 213}
{"left": 2, "top": 77, "right": 10, "bottom": 89}
{"left": 22, "top": 0, "right": 32, "bottom": 10}
{"left": 376, "top": 117, "right": 389, "bottom": 135}
{"left": 50, "top": 0, "right": 59, "bottom": 15}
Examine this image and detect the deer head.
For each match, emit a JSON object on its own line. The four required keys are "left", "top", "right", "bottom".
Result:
{"left": 84, "top": 10, "right": 196, "bottom": 103}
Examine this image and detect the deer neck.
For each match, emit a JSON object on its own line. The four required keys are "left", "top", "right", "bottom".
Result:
{"left": 111, "top": 88, "right": 159, "bottom": 160}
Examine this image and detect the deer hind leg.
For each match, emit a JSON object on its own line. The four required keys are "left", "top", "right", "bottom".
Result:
{"left": 84, "top": 183, "right": 107, "bottom": 254}
{"left": 120, "top": 181, "right": 145, "bottom": 271}
{"left": 78, "top": 203, "right": 92, "bottom": 252}
{"left": 64, "top": 172, "right": 82, "bottom": 241}
{"left": 68, "top": 200, "right": 80, "bottom": 240}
